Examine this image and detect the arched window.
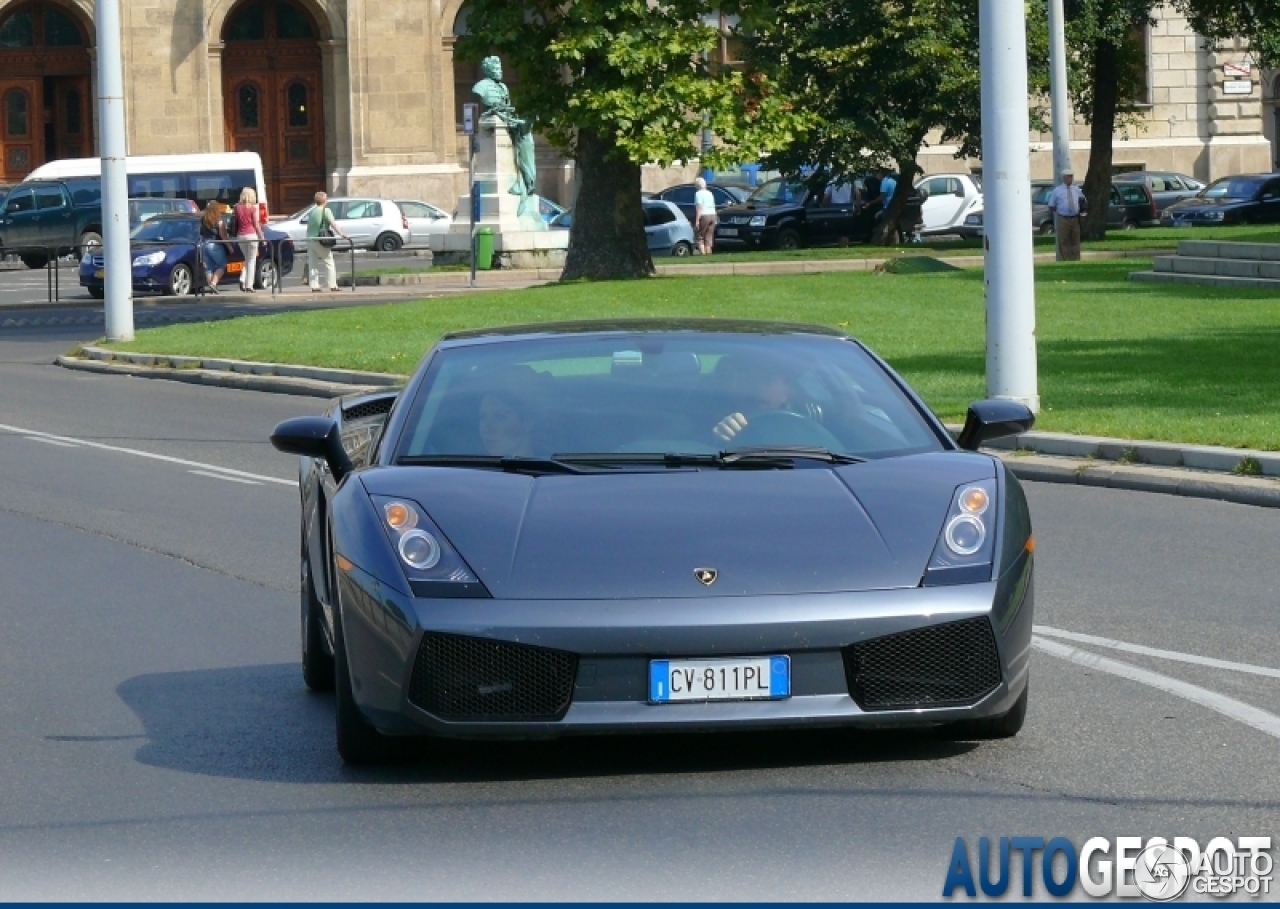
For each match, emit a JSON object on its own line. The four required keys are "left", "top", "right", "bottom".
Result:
{"left": 44, "top": 4, "right": 83, "bottom": 46}
{"left": 286, "top": 81, "right": 308, "bottom": 127}
{"left": 0, "top": 8, "right": 35, "bottom": 46}
{"left": 225, "top": 1, "right": 266, "bottom": 40}
{"left": 238, "top": 83, "right": 259, "bottom": 129}
{"left": 276, "top": 2, "right": 314, "bottom": 39}
{"left": 4, "top": 89, "right": 30, "bottom": 138}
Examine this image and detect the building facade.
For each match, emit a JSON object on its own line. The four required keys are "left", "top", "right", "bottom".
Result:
{"left": 0, "top": 1, "right": 1272, "bottom": 214}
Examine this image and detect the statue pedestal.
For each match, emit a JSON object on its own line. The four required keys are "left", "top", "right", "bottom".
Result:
{"left": 430, "top": 114, "right": 569, "bottom": 269}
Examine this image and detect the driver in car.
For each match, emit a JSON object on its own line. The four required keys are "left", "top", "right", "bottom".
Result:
{"left": 711, "top": 355, "right": 822, "bottom": 444}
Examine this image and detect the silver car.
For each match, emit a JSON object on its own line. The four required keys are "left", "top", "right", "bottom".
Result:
{"left": 271, "top": 320, "right": 1035, "bottom": 764}
{"left": 276, "top": 197, "right": 411, "bottom": 252}
{"left": 395, "top": 199, "right": 453, "bottom": 246}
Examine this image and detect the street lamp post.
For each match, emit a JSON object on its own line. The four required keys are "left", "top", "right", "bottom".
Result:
{"left": 95, "top": 0, "right": 133, "bottom": 341}
{"left": 979, "top": 0, "right": 1040, "bottom": 412}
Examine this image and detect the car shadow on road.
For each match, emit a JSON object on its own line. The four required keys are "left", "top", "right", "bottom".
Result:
{"left": 117, "top": 663, "right": 979, "bottom": 784}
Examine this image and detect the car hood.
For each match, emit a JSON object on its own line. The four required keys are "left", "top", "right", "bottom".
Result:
{"left": 1166, "top": 197, "right": 1251, "bottom": 212}
{"left": 361, "top": 453, "right": 993, "bottom": 599}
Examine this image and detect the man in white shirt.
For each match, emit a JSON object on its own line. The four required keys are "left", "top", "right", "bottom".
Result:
{"left": 1048, "top": 169, "right": 1087, "bottom": 261}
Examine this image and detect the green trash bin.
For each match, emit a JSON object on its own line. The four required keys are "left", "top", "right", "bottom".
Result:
{"left": 474, "top": 227, "right": 495, "bottom": 271}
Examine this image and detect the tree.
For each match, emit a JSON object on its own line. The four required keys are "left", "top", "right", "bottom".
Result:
{"left": 1070, "top": 0, "right": 1280, "bottom": 240}
{"left": 743, "top": 0, "right": 1048, "bottom": 245}
{"left": 456, "top": 0, "right": 806, "bottom": 281}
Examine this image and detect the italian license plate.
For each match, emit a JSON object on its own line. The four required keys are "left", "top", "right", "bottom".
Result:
{"left": 718, "top": 227, "right": 739, "bottom": 237}
{"left": 94, "top": 269, "right": 104, "bottom": 278}
{"left": 649, "top": 656, "right": 790, "bottom": 703}
{"left": 227, "top": 261, "right": 243, "bottom": 274}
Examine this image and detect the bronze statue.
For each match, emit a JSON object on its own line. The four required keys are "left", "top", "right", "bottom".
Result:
{"left": 473, "top": 56, "right": 538, "bottom": 218}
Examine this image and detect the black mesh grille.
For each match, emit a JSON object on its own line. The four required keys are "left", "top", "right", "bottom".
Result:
{"left": 342, "top": 398, "right": 394, "bottom": 422}
{"left": 843, "top": 617, "right": 1001, "bottom": 711}
{"left": 408, "top": 633, "right": 578, "bottom": 721}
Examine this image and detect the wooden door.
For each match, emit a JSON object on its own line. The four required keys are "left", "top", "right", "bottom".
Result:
{"left": 0, "top": 78, "right": 41, "bottom": 181}
{"left": 51, "top": 76, "right": 90, "bottom": 161}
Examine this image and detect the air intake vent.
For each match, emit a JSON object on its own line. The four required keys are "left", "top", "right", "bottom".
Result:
{"left": 843, "top": 617, "right": 1001, "bottom": 711}
{"left": 408, "top": 632, "right": 577, "bottom": 721}
{"left": 342, "top": 397, "right": 394, "bottom": 422}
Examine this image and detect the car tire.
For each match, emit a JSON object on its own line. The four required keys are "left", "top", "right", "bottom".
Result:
{"left": 167, "top": 263, "right": 194, "bottom": 296}
{"left": 87, "top": 286, "right": 105, "bottom": 299}
{"left": 776, "top": 228, "right": 802, "bottom": 251}
{"left": 938, "top": 682, "right": 1028, "bottom": 740}
{"left": 300, "top": 547, "right": 335, "bottom": 692}
{"left": 672, "top": 241, "right": 693, "bottom": 257}
{"left": 1122, "top": 219, "right": 1136, "bottom": 231}
{"left": 20, "top": 254, "right": 48, "bottom": 270}
{"left": 334, "top": 599, "right": 400, "bottom": 765}
{"left": 257, "top": 258, "right": 279, "bottom": 291}
{"left": 1037, "top": 220, "right": 1055, "bottom": 235}
{"left": 78, "top": 230, "right": 103, "bottom": 254}
{"left": 375, "top": 232, "right": 403, "bottom": 252}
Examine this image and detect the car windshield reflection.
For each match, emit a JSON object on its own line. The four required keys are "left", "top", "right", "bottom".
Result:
{"left": 747, "top": 179, "right": 809, "bottom": 206}
{"left": 129, "top": 218, "right": 199, "bottom": 243}
{"left": 1201, "top": 178, "right": 1264, "bottom": 200}
{"left": 394, "top": 332, "right": 945, "bottom": 465}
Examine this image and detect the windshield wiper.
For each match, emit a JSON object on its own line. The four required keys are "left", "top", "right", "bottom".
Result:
{"left": 395, "top": 454, "right": 596, "bottom": 475}
{"left": 553, "top": 452, "right": 718, "bottom": 468}
{"left": 717, "top": 446, "right": 866, "bottom": 466}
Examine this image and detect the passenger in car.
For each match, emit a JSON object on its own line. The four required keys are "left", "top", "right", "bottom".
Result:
{"left": 478, "top": 391, "right": 536, "bottom": 457}
{"left": 710, "top": 355, "right": 819, "bottom": 443}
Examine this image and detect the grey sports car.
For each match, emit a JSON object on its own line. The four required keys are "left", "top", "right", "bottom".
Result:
{"left": 271, "top": 319, "right": 1036, "bottom": 764}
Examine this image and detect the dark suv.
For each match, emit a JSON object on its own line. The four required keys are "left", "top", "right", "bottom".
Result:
{"left": 0, "top": 179, "right": 104, "bottom": 268}
{"left": 713, "top": 176, "right": 923, "bottom": 250}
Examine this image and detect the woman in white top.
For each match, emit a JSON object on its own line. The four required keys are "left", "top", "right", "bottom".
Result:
{"left": 693, "top": 177, "right": 717, "bottom": 255}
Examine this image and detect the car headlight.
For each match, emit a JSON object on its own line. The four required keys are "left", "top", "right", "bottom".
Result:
{"left": 922, "top": 480, "right": 997, "bottom": 586}
{"left": 370, "top": 495, "right": 487, "bottom": 597}
{"left": 1206, "top": 210, "right": 1224, "bottom": 221}
{"left": 965, "top": 214, "right": 982, "bottom": 225}
{"left": 749, "top": 216, "right": 767, "bottom": 227}
{"left": 132, "top": 250, "right": 165, "bottom": 267}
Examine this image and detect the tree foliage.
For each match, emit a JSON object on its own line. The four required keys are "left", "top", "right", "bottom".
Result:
{"left": 456, "top": 0, "right": 808, "bottom": 280}
{"left": 743, "top": 0, "right": 1049, "bottom": 244}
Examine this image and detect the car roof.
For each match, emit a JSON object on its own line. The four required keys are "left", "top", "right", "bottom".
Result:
{"left": 440, "top": 318, "right": 849, "bottom": 345}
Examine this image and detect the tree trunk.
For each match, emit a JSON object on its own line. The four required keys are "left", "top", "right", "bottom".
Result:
{"left": 1081, "top": 38, "right": 1119, "bottom": 241}
{"left": 871, "top": 153, "right": 921, "bottom": 246}
{"left": 561, "top": 129, "right": 653, "bottom": 281}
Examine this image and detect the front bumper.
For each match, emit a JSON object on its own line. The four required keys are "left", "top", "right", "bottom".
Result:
{"left": 714, "top": 223, "right": 774, "bottom": 248}
{"left": 337, "top": 558, "right": 1034, "bottom": 740}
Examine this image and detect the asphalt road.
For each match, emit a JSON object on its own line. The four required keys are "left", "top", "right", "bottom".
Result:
{"left": 1, "top": 325, "right": 1278, "bottom": 899}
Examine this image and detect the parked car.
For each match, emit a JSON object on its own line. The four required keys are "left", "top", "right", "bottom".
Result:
{"left": 915, "top": 173, "right": 983, "bottom": 237}
{"left": 276, "top": 198, "right": 410, "bottom": 252}
{"left": 394, "top": 199, "right": 452, "bottom": 246}
{"left": 1161, "top": 174, "right": 1280, "bottom": 226}
{"left": 0, "top": 179, "right": 105, "bottom": 268}
{"left": 651, "top": 182, "right": 750, "bottom": 224}
{"left": 643, "top": 199, "right": 696, "bottom": 256}
{"left": 1114, "top": 171, "right": 1205, "bottom": 214}
{"left": 129, "top": 197, "right": 200, "bottom": 226}
{"left": 77, "top": 211, "right": 294, "bottom": 298}
{"left": 959, "top": 179, "right": 1158, "bottom": 237}
{"left": 714, "top": 176, "right": 923, "bottom": 250}
{"left": 546, "top": 200, "right": 696, "bottom": 256}
{"left": 538, "top": 196, "right": 566, "bottom": 223}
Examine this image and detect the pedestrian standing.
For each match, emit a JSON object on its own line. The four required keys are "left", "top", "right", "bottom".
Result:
{"left": 693, "top": 177, "right": 717, "bottom": 255}
{"left": 1049, "top": 169, "right": 1087, "bottom": 261}
{"left": 306, "top": 191, "right": 349, "bottom": 292}
{"left": 199, "top": 201, "right": 230, "bottom": 293}
{"left": 232, "top": 187, "right": 266, "bottom": 293}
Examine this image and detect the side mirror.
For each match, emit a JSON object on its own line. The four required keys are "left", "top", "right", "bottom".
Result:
{"left": 270, "top": 416, "right": 353, "bottom": 483}
{"left": 956, "top": 400, "right": 1036, "bottom": 451}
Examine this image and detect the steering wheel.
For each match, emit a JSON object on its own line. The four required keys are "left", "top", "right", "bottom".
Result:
{"left": 729, "top": 409, "right": 845, "bottom": 450}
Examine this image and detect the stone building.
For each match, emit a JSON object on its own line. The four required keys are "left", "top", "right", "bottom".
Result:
{"left": 0, "top": 0, "right": 1271, "bottom": 215}
{"left": 919, "top": 6, "right": 1271, "bottom": 180}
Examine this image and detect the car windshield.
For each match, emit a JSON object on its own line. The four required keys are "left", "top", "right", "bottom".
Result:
{"left": 1030, "top": 185, "right": 1054, "bottom": 205}
{"left": 1201, "top": 177, "right": 1264, "bottom": 200}
{"left": 747, "top": 179, "right": 809, "bottom": 206}
{"left": 393, "top": 332, "right": 945, "bottom": 464}
{"left": 130, "top": 218, "right": 198, "bottom": 242}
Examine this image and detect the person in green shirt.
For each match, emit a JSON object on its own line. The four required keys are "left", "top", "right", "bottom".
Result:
{"left": 305, "top": 191, "right": 349, "bottom": 292}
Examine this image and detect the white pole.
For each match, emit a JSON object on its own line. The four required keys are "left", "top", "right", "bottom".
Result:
{"left": 1047, "top": 0, "right": 1072, "bottom": 261}
{"left": 96, "top": 0, "right": 133, "bottom": 341}
{"left": 979, "top": 0, "right": 1039, "bottom": 412}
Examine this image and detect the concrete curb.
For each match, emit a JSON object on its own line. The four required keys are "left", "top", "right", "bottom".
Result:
{"left": 998, "top": 453, "right": 1280, "bottom": 509}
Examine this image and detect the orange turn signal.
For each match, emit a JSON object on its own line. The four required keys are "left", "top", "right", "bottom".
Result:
{"left": 383, "top": 501, "right": 414, "bottom": 529}
{"left": 335, "top": 553, "right": 354, "bottom": 572}
{"left": 1025, "top": 535, "right": 1035, "bottom": 554}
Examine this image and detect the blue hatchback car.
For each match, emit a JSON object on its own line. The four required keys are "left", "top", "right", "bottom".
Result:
{"left": 78, "top": 212, "right": 295, "bottom": 298}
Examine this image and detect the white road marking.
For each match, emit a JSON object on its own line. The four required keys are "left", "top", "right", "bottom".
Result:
{"left": 26, "top": 436, "right": 80, "bottom": 448}
{"left": 1033, "top": 636, "right": 1280, "bottom": 741}
{"left": 0, "top": 421, "right": 296, "bottom": 487}
{"left": 1035, "top": 624, "right": 1280, "bottom": 680}
{"left": 189, "top": 469, "right": 262, "bottom": 486}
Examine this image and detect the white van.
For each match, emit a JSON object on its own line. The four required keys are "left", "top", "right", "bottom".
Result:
{"left": 23, "top": 152, "right": 270, "bottom": 219}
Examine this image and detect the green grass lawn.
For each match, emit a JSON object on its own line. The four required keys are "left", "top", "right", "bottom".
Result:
{"left": 104, "top": 258, "right": 1280, "bottom": 449}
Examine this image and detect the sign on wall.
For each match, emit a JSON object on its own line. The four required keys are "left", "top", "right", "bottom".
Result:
{"left": 1223, "top": 80, "right": 1254, "bottom": 96}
